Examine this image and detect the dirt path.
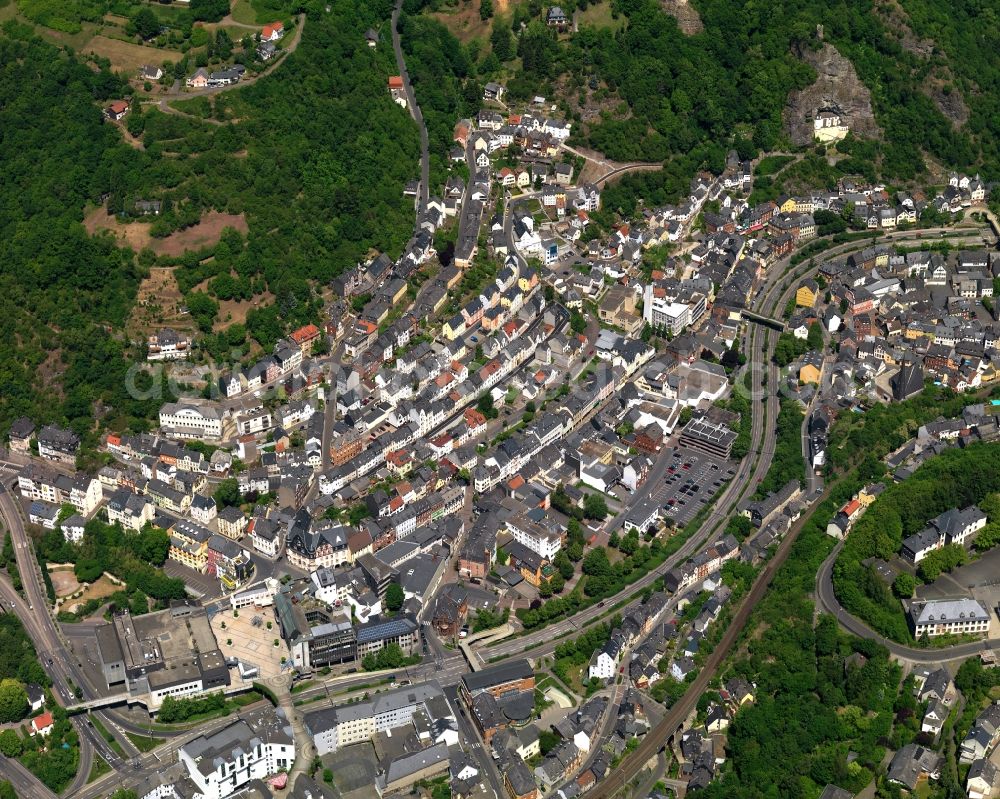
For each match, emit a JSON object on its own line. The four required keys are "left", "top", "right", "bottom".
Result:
{"left": 119, "top": 125, "right": 147, "bottom": 149}
{"left": 148, "top": 98, "right": 225, "bottom": 125}
{"left": 560, "top": 141, "right": 661, "bottom": 185}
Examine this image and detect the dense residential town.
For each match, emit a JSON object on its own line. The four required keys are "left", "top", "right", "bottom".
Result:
{"left": 9, "top": 10, "right": 1000, "bottom": 799}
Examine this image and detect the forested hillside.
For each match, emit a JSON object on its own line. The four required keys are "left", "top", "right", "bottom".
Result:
{"left": 0, "top": 0, "right": 419, "bottom": 441}
{"left": 414, "top": 0, "right": 996, "bottom": 203}
{"left": 0, "top": 31, "right": 154, "bottom": 443}
{"left": 573, "top": 0, "right": 977, "bottom": 176}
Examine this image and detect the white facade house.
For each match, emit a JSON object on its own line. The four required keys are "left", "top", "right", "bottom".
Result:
{"left": 147, "top": 329, "right": 191, "bottom": 361}
{"left": 506, "top": 517, "right": 561, "bottom": 560}
{"left": 177, "top": 708, "right": 295, "bottom": 799}
{"left": 159, "top": 402, "right": 224, "bottom": 441}
{"left": 644, "top": 294, "right": 690, "bottom": 335}
{"left": 235, "top": 409, "right": 272, "bottom": 437}
{"left": 910, "top": 598, "right": 990, "bottom": 639}
{"left": 304, "top": 682, "right": 454, "bottom": 756}
{"left": 106, "top": 490, "right": 156, "bottom": 532}
{"left": 588, "top": 649, "right": 616, "bottom": 682}
{"left": 813, "top": 109, "right": 848, "bottom": 142}
{"left": 249, "top": 518, "right": 281, "bottom": 558}
{"left": 19, "top": 469, "right": 101, "bottom": 516}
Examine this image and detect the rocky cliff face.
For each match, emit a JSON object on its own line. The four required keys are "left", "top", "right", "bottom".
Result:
{"left": 661, "top": 0, "right": 703, "bottom": 35}
{"left": 783, "top": 43, "right": 882, "bottom": 146}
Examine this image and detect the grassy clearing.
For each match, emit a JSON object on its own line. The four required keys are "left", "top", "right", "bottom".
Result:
{"left": 248, "top": 0, "right": 287, "bottom": 24}
{"left": 125, "top": 731, "right": 165, "bottom": 752}
{"left": 84, "top": 33, "right": 183, "bottom": 72}
{"left": 230, "top": 0, "right": 259, "bottom": 24}
{"left": 577, "top": 1, "right": 625, "bottom": 30}
{"left": 87, "top": 754, "right": 111, "bottom": 783}
{"left": 755, "top": 154, "right": 796, "bottom": 176}
{"left": 150, "top": 690, "right": 265, "bottom": 729}
{"left": 89, "top": 716, "right": 126, "bottom": 757}
{"left": 169, "top": 95, "right": 214, "bottom": 118}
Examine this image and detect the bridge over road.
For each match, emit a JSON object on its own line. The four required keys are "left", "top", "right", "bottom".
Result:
{"left": 65, "top": 693, "right": 131, "bottom": 714}
{"left": 741, "top": 309, "right": 785, "bottom": 330}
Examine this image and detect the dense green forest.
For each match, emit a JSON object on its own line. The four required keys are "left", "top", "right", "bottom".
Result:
{"left": 0, "top": 615, "right": 49, "bottom": 695}
{"left": 0, "top": 0, "right": 419, "bottom": 439}
{"left": 826, "top": 382, "right": 974, "bottom": 472}
{"left": 754, "top": 399, "right": 805, "bottom": 498}
{"left": 834, "top": 443, "right": 1000, "bottom": 643}
{"left": 0, "top": 31, "right": 156, "bottom": 444}
{"left": 0, "top": 614, "right": 74, "bottom": 791}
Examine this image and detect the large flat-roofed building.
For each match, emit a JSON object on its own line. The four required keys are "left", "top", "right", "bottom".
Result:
{"left": 275, "top": 575, "right": 421, "bottom": 670}
{"left": 461, "top": 659, "right": 535, "bottom": 705}
{"left": 909, "top": 598, "right": 990, "bottom": 639}
{"left": 678, "top": 417, "right": 738, "bottom": 459}
{"left": 356, "top": 614, "right": 420, "bottom": 659}
{"left": 305, "top": 681, "right": 450, "bottom": 755}
{"left": 95, "top": 603, "right": 230, "bottom": 704}
{"left": 159, "top": 401, "right": 224, "bottom": 441}
{"left": 274, "top": 589, "right": 357, "bottom": 671}
{"left": 178, "top": 706, "right": 295, "bottom": 799}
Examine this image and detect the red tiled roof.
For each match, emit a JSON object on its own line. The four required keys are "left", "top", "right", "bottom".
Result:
{"left": 290, "top": 324, "right": 320, "bottom": 343}
{"left": 465, "top": 408, "right": 487, "bottom": 427}
{"left": 32, "top": 712, "right": 53, "bottom": 730}
{"left": 388, "top": 76, "right": 404, "bottom": 89}
{"left": 387, "top": 449, "right": 411, "bottom": 466}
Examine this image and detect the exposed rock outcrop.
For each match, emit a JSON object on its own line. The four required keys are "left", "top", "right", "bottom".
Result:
{"left": 661, "top": 0, "right": 703, "bottom": 35}
{"left": 784, "top": 43, "right": 881, "bottom": 146}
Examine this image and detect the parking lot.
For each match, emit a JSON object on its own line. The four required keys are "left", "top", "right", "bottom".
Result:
{"left": 648, "top": 447, "right": 735, "bottom": 527}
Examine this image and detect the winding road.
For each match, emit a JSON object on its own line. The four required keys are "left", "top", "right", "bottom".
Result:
{"left": 816, "top": 539, "right": 994, "bottom": 665}
{"left": 391, "top": 0, "right": 430, "bottom": 218}
{"left": 140, "top": 13, "right": 307, "bottom": 125}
